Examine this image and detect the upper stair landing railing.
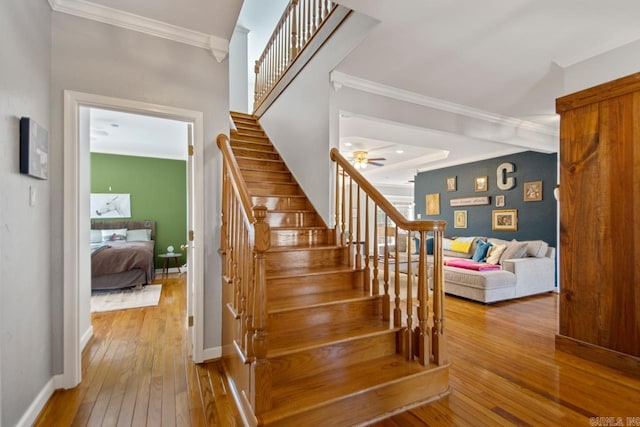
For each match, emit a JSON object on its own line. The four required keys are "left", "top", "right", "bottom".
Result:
{"left": 253, "top": 0, "right": 338, "bottom": 112}
{"left": 330, "top": 148, "right": 449, "bottom": 366}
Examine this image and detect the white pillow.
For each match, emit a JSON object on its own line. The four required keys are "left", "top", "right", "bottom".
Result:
{"left": 101, "top": 228, "right": 127, "bottom": 242}
{"left": 90, "top": 229, "right": 102, "bottom": 243}
{"left": 486, "top": 244, "right": 506, "bottom": 265}
{"left": 127, "top": 229, "right": 152, "bottom": 242}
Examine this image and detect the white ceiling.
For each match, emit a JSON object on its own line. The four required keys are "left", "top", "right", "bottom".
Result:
{"left": 90, "top": 108, "right": 188, "bottom": 160}
{"left": 332, "top": 0, "right": 640, "bottom": 186}
{"left": 67, "top": 0, "right": 640, "bottom": 187}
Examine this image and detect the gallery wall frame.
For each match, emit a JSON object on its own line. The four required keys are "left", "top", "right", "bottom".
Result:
{"left": 495, "top": 195, "right": 505, "bottom": 207}
{"left": 426, "top": 193, "right": 440, "bottom": 215}
{"left": 454, "top": 210, "right": 467, "bottom": 228}
{"left": 446, "top": 176, "right": 457, "bottom": 191}
{"left": 524, "top": 180, "right": 543, "bottom": 201}
{"left": 492, "top": 209, "right": 518, "bottom": 231}
{"left": 475, "top": 175, "right": 488, "bottom": 192}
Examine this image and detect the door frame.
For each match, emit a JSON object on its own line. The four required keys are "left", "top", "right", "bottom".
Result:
{"left": 60, "top": 90, "right": 205, "bottom": 389}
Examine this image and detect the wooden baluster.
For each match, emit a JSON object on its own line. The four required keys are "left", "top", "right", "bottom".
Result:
{"left": 363, "top": 194, "right": 370, "bottom": 292}
{"left": 416, "top": 230, "right": 431, "bottom": 365}
{"left": 348, "top": 176, "right": 353, "bottom": 266}
{"left": 251, "top": 206, "right": 272, "bottom": 413}
{"left": 355, "top": 185, "right": 362, "bottom": 270}
{"left": 306, "top": 0, "right": 311, "bottom": 44}
{"left": 291, "top": 0, "right": 299, "bottom": 58}
{"left": 432, "top": 229, "right": 448, "bottom": 365}
{"left": 334, "top": 165, "right": 340, "bottom": 245}
{"left": 394, "top": 226, "right": 401, "bottom": 328}
{"left": 383, "top": 215, "right": 390, "bottom": 321}
{"left": 404, "top": 228, "right": 413, "bottom": 360}
{"left": 372, "top": 204, "right": 379, "bottom": 296}
{"left": 340, "top": 170, "right": 346, "bottom": 246}
{"left": 324, "top": 0, "right": 329, "bottom": 19}
{"left": 253, "top": 61, "right": 260, "bottom": 110}
{"left": 220, "top": 167, "right": 227, "bottom": 276}
{"left": 312, "top": 0, "right": 318, "bottom": 32}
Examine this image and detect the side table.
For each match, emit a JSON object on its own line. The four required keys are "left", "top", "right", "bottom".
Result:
{"left": 158, "top": 253, "right": 182, "bottom": 278}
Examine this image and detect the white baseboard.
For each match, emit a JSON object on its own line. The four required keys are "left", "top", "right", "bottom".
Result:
{"left": 15, "top": 376, "right": 57, "bottom": 427}
{"left": 203, "top": 346, "right": 222, "bottom": 361}
{"left": 80, "top": 325, "right": 94, "bottom": 351}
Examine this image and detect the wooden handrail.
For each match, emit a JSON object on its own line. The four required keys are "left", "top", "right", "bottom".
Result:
{"left": 331, "top": 147, "right": 448, "bottom": 366}
{"left": 217, "top": 132, "right": 272, "bottom": 412}
{"left": 331, "top": 148, "right": 446, "bottom": 232}
{"left": 217, "top": 134, "right": 255, "bottom": 224}
{"left": 254, "top": 0, "right": 337, "bottom": 110}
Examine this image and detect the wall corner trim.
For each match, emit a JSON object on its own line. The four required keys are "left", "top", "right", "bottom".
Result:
{"left": 48, "top": 0, "right": 229, "bottom": 62}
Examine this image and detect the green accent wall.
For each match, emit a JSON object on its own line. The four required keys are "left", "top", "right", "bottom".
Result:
{"left": 91, "top": 153, "right": 187, "bottom": 268}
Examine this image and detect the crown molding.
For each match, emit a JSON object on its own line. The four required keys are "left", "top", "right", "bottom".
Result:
{"left": 330, "top": 71, "right": 559, "bottom": 137}
{"left": 48, "top": 0, "right": 229, "bottom": 62}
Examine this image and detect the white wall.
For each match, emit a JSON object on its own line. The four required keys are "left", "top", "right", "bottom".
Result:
{"left": 563, "top": 39, "right": 640, "bottom": 95}
{"left": 229, "top": 26, "right": 250, "bottom": 113}
{"left": 50, "top": 12, "right": 229, "bottom": 371}
{"left": 0, "top": 1, "right": 52, "bottom": 425}
{"left": 259, "top": 12, "right": 378, "bottom": 225}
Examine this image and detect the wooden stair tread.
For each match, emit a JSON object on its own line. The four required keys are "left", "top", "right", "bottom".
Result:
{"left": 267, "top": 265, "right": 355, "bottom": 279}
{"left": 267, "top": 244, "right": 342, "bottom": 253}
{"left": 235, "top": 156, "right": 283, "bottom": 163}
{"left": 239, "top": 167, "right": 288, "bottom": 174}
{"left": 268, "top": 318, "right": 392, "bottom": 356}
{"left": 265, "top": 355, "right": 434, "bottom": 420}
{"left": 268, "top": 289, "right": 374, "bottom": 312}
{"left": 268, "top": 209, "right": 315, "bottom": 213}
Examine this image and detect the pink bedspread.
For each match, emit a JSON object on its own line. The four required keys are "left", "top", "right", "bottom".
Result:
{"left": 445, "top": 259, "right": 501, "bottom": 271}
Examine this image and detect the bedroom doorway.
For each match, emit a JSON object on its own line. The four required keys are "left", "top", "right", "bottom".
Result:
{"left": 61, "top": 91, "right": 205, "bottom": 389}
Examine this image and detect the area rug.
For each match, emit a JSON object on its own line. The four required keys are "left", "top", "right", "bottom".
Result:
{"left": 91, "top": 284, "right": 162, "bottom": 313}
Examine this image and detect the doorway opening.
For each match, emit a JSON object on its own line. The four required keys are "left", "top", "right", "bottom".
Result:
{"left": 61, "top": 91, "right": 204, "bottom": 389}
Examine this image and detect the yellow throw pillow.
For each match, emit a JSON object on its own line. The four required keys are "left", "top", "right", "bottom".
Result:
{"left": 450, "top": 237, "right": 474, "bottom": 254}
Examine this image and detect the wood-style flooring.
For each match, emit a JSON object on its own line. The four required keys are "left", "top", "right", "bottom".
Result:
{"left": 36, "top": 276, "right": 640, "bottom": 426}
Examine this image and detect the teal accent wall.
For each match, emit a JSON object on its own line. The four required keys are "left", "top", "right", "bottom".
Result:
{"left": 91, "top": 153, "right": 187, "bottom": 268}
{"left": 415, "top": 151, "right": 558, "bottom": 248}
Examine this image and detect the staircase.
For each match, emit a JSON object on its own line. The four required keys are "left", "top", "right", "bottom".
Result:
{"left": 219, "top": 111, "right": 449, "bottom": 426}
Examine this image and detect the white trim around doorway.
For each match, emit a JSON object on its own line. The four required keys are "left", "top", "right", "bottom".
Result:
{"left": 60, "top": 90, "right": 205, "bottom": 389}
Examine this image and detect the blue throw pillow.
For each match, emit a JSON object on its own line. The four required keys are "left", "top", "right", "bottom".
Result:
{"left": 426, "top": 237, "right": 434, "bottom": 255}
{"left": 471, "top": 240, "right": 492, "bottom": 262}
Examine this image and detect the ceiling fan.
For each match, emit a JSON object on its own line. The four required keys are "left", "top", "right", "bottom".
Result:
{"left": 351, "top": 150, "right": 386, "bottom": 169}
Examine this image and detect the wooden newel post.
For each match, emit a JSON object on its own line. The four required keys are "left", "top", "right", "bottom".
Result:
{"left": 251, "top": 205, "right": 272, "bottom": 413}
{"left": 431, "top": 229, "right": 448, "bottom": 365}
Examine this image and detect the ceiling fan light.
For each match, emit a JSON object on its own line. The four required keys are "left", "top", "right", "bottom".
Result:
{"left": 361, "top": 162, "right": 367, "bottom": 169}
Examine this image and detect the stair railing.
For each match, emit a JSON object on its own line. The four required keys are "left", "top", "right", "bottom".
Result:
{"left": 330, "top": 148, "right": 449, "bottom": 366}
{"left": 254, "top": 0, "right": 337, "bottom": 111}
{"left": 217, "top": 134, "right": 272, "bottom": 412}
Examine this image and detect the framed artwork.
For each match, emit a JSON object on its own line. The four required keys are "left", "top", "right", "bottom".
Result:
{"left": 454, "top": 210, "right": 467, "bottom": 228}
{"left": 524, "top": 181, "right": 543, "bottom": 201}
{"left": 19, "top": 117, "right": 49, "bottom": 180}
{"left": 426, "top": 193, "right": 440, "bottom": 215}
{"left": 475, "top": 175, "right": 488, "bottom": 192}
{"left": 449, "top": 196, "right": 490, "bottom": 207}
{"left": 495, "top": 195, "right": 505, "bottom": 207}
{"left": 90, "top": 193, "right": 132, "bottom": 219}
{"left": 446, "top": 176, "right": 457, "bottom": 191}
{"left": 492, "top": 209, "right": 518, "bottom": 231}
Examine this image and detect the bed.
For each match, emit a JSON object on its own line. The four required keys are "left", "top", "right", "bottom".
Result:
{"left": 90, "top": 220, "right": 156, "bottom": 290}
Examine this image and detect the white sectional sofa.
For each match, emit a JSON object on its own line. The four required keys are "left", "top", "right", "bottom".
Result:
{"left": 429, "top": 237, "right": 557, "bottom": 304}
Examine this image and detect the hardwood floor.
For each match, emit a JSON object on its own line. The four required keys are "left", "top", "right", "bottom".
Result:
{"left": 36, "top": 276, "right": 640, "bottom": 426}
{"left": 35, "top": 275, "right": 243, "bottom": 427}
